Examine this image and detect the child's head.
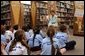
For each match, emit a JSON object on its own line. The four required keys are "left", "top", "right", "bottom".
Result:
{"left": 10, "top": 30, "right": 30, "bottom": 53}
{"left": 5, "top": 25, "right": 13, "bottom": 32}
{"left": 47, "top": 26, "right": 55, "bottom": 38}
{"left": 13, "top": 25, "right": 18, "bottom": 30}
{"left": 14, "top": 29, "right": 26, "bottom": 42}
{"left": 22, "top": 25, "right": 28, "bottom": 32}
{"left": 34, "top": 28, "right": 40, "bottom": 34}
{"left": 59, "top": 24, "right": 67, "bottom": 32}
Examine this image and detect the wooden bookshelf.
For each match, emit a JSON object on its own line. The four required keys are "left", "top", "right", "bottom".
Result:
{"left": 1, "top": 1, "right": 75, "bottom": 29}
{"left": 1, "top": 1, "right": 11, "bottom": 25}
{"left": 22, "top": 4, "right": 31, "bottom": 26}
{"left": 1, "top": 1, "right": 24, "bottom": 28}
{"left": 36, "top": 1, "right": 48, "bottom": 27}
{"left": 56, "top": 1, "right": 75, "bottom": 26}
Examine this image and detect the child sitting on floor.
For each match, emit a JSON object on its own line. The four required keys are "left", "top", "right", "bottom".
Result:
{"left": 55, "top": 24, "right": 76, "bottom": 51}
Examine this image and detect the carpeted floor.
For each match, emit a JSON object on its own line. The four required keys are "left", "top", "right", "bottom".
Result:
{"left": 30, "top": 35, "right": 84, "bottom": 55}
{"left": 63, "top": 35, "right": 84, "bottom": 55}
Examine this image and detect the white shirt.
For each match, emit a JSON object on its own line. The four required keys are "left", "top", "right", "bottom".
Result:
{"left": 41, "top": 37, "right": 66, "bottom": 55}
{"left": 5, "top": 40, "right": 12, "bottom": 54}
{"left": 13, "top": 30, "right": 17, "bottom": 34}
{"left": 28, "top": 34, "right": 43, "bottom": 47}
{"left": 25, "top": 32, "right": 30, "bottom": 41}
{"left": 28, "top": 29, "right": 34, "bottom": 38}
{"left": 47, "top": 15, "right": 59, "bottom": 27}
{"left": 1, "top": 34, "right": 7, "bottom": 45}
{"left": 9, "top": 42, "right": 28, "bottom": 55}
{"left": 55, "top": 32, "right": 69, "bottom": 43}
{"left": 5, "top": 30, "right": 14, "bottom": 41}
{"left": 40, "top": 30, "right": 47, "bottom": 38}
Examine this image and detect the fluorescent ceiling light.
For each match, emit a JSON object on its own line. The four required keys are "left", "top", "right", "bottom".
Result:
{"left": 21, "top": 1, "right": 31, "bottom": 4}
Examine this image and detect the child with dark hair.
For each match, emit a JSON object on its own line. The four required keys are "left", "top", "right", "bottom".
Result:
{"left": 4, "top": 30, "right": 30, "bottom": 55}
{"left": 13, "top": 25, "right": 18, "bottom": 34}
{"left": 22, "top": 25, "right": 30, "bottom": 43}
{"left": 28, "top": 28, "right": 43, "bottom": 55}
{"left": 1, "top": 25, "right": 7, "bottom": 45}
{"left": 27, "top": 25, "right": 34, "bottom": 38}
{"left": 40, "top": 25, "right": 47, "bottom": 38}
{"left": 5, "top": 25, "right": 14, "bottom": 43}
{"left": 13, "top": 25, "right": 18, "bottom": 30}
{"left": 55, "top": 24, "right": 76, "bottom": 51}
{"left": 1, "top": 25, "right": 7, "bottom": 55}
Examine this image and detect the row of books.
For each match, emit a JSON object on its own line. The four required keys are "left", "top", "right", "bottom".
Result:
{"left": 1, "top": 6, "right": 10, "bottom": 14}
{"left": 1, "top": 12, "right": 11, "bottom": 20}
{"left": 57, "top": 12, "right": 74, "bottom": 17}
{"left": 1, "top": 1, "right": 10, "bottom": 7}
{"left": 56, "top": 1, "right": 74, "bottom": 8}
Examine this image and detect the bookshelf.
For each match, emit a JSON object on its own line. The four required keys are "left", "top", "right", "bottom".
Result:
{"left": 36, "top": 1, "right": 48, "bottom": 27}
{"left": 56, "top": 1, "right": 75, "bottom": 26}
{"left": 1, "top": 1, "right": 75, "bottom": 29}
{"left": 1, "top": 1, "right": 30, "bottom": 27}
{"left": 1, "top": 1, "right": 11, "bottom": 25}
{"left": 1, "top": 1, "right": 24, "bottom": 28}
{"left": 22, "top": 4, "right": 31, "bottom": 26}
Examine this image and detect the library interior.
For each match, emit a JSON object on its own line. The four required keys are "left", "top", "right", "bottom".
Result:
{"left": 1, "top": 1, "right": 84, "bottom": 55}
